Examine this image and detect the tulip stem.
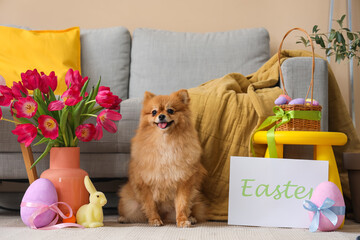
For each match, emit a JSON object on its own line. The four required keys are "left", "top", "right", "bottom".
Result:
{"left": 81, "top": 114, "right": 97, "bottom": 118}
{"left": 85, "top": 100, "right": 96, "bottom": 105}
{"left": 0, "top": 118, "right": 20, "bottom": 124}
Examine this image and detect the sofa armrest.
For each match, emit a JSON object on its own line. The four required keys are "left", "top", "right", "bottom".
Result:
{"left": 280, "top": 57, "right": 328, "bottom": 131}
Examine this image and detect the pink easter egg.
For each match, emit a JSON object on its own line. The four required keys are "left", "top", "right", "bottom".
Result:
{"left": 309, "top": 181, "right": 345, "bottom": 231}
{"left": 279, "top": 94, "right": 292, "bottom": 102}
{"left": 21, "top": 178, "right": 58, "bottom": 228}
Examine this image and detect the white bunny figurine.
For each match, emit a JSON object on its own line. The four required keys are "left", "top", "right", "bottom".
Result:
{"left": 76, "top": 176, "right": 107, "bottom": 228}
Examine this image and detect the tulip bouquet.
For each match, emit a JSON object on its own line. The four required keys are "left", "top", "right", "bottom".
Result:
{"left": 0, "top": 69, "right": 122, "bottom": 168}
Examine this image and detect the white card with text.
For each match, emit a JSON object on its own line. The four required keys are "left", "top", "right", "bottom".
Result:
{"left": 228, "top": 157, "right": 328, "bottom": 228}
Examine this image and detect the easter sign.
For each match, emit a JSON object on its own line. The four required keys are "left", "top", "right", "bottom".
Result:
{"left": 228, "top": 157, "right": 328, "bottom": 228}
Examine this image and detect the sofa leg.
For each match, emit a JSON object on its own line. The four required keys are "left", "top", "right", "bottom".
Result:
{"left": 20, "top": 143, "right": 38, "bottom": 184}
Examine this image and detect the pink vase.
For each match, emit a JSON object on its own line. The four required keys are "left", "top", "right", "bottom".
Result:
{"left": 40, "top": 147, "right": 89, "bottom": 215}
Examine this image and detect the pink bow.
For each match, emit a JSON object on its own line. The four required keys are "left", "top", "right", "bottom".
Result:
{"left": 21, "top": 201, "right": 84, "bottom": 230}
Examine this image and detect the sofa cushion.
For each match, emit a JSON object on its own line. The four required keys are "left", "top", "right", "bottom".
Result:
{"left": 129, "top": 28, "right": 270, "bottom": 98}
{"left": 0, "top": 26, "right": 81, "bottom": 95}
{"left": 80, "top": 27, "right": 131, "bottom": 100}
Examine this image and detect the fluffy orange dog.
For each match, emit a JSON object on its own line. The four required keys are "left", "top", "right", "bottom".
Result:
{"left": 118, "top": 89, "right": 207, "bottom": 227}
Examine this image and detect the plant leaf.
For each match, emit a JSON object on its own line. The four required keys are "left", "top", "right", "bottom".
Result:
{"left": 347, "top": 32, "right": 354, "bottom": 41}
{"left": 34, "top": 137, "right": 49, "bottom": 146}
{"left": 336, "top": 14, "right": 346, "bottom": 28}
{"left": 80, "top": 78, "right": 90, "bottom": 97}
{"left": 319, "top": 37, "right": 325, "bottom": 48}
{"left": 30, "top": 141, "right": 54, "bottom": 169}
{"left": 59, "top": 107, "right": 69, "bottom": 146}
{"left": 329, "top": 31, "right": 336, "bottom": 41}
{"left": 312, "top": 25, "right": 319, "bottom": 33}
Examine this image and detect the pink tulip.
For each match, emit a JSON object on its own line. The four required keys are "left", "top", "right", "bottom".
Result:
{"left": 11, "top": 123, "right": 37, "bottom": 147}
{"left": 94, "top": 124, "right": 103, "bottom": 140}
{"left": 39, "top": 71, "right": 58, "bottom": 94}
{"left": 38, "top": 115, "right": 59, "bottom": 140}
{"left": 61, "top": 86, "right": 83, "bottom": 106}
{"left": 75, "top": 123, "right": 96, "bottom": 142}
{"left": 65, "top": 69, "right": 88, "bottom": 89}
{"left": 11, "top": 81, "right": 28, "bottom": 100}
{"left": 14, "top": 96, "right": 38, "bottom": 119}
{"left": 96, "top": 109, "right": 122, "bottom": 133}
{"left": 10, "top": 102, "right": 15, "bottom": 116}
{"left": 48, "top": 100, "right": 65, "bottom": 111}
{"left": 21, "top": 69, "right": 41, "bottom": 90}
{"left": 95, "top": 86, "right": 122, "bottom": 110}
{"left": 0, "top": 85, "right": 13, "bottom": 106}
{"left": 0, "top": 107, "right": 2, "bottom": 119}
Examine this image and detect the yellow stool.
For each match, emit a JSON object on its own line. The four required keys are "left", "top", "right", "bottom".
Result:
{"left": 253, "top": 131, "right": 347, "bottom": 193}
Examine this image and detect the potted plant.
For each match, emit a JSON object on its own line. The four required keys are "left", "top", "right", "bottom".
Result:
{"left": 297, "top": 15, "right": 360, "bottom": 222}
{"left": 0, "top": 68, "right": 122, "bottom": 214}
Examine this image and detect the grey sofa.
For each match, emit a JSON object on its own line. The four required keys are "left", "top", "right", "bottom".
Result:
{"left": 0, "top": 27, "right": 328, "bottom": 208}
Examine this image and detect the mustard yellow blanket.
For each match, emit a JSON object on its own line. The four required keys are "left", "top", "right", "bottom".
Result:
{"left": 188, "top": 50, "right": 360, "bottom": 221}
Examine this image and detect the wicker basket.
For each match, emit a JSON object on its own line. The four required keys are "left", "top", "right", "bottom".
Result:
{"left": 276, "top": 28, "right": 322, "bottom": 131}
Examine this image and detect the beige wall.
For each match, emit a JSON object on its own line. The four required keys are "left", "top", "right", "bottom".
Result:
{"left": 0, "top": 0, "right": 359, "bottom": 135}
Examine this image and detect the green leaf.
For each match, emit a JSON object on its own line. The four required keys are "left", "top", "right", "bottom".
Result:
{"left": 336, "top": 14, "right": 346, "bottom": 28}
{"left": 48, "top": 87, "right": 57, "bottom": 102}
{"left": 66, "top": 124, "right": 75, "bottom": 146}
{"left": 30, "top": 141, "right": 54, "bottom": 169}
{"left": 59, "top": 107, "right": 69, "bottom": 146}
{"left": 347, "top": 32, "right": 354, "bottom": 41}
{"left": 80, "top": 78, "right": 90, "bottom": 97}
{"left": 73, "top": 100, "right": 85, "bottom": 128}
{"left": 15, "top": 117, "right": 35, "bottom": 125}
{"left": 329, "top": 31, "right": 336, "bottom": 41}
{"left": 34, "top": 137, "right": 49, "bottom": 146}
{"left": 312, "top": 25, "right": 319, "bottom": 33}
{"left": 300, "top": 36, "right": 309, "bottom": 46}
{"left": 319, "top": 37, "right": 325, "bottom": 48}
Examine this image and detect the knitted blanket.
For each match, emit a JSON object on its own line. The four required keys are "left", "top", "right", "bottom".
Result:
{"left": 188, "top": 50, "right": 360, "bottom": 220}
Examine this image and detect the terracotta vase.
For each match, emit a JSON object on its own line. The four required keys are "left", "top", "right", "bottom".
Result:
{"left": 40, "top": 147, "right": 89, "bottom": 215}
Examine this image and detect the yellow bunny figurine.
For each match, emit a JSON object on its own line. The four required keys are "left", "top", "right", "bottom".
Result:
{"left": 76, "top": 176, "right": 107, "bottom": 228}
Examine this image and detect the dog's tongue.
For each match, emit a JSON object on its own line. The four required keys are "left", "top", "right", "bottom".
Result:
{"left": 158, "top": 122, "right": 167, "bottom": 129}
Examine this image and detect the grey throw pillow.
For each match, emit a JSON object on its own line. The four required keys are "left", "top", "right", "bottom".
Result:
{"left": 81, "top": 27, "right": 131, "bottom": 100}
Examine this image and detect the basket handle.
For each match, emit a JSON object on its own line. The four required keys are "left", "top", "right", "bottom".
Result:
{"left": 277, "top": 28, "right": 315, "bottom": 103}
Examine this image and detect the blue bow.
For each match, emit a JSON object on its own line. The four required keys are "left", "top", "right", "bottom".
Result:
{"left": 303, "top": 198, "right": 345, "bottom": 232}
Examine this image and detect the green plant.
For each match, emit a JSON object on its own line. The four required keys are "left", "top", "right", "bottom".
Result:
{"left": 297, "top": 15, "right": 360, "bottom": 64}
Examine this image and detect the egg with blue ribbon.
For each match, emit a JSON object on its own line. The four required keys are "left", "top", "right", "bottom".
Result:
{"left": 303, "top": 181, "right": 345, "bottom": 232}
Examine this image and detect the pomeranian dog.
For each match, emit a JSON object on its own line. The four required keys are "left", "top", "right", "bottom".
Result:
{"left": 118, "top": 89, "right": 207, "bottom": 227}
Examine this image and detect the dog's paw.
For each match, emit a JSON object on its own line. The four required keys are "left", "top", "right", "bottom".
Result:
{"left": 149, "top": 218, "right": 163, "bottom": 227}
{"left": 177, "top": 218, "right": 191, "bottom": 228}
{"left": 188, "top": 216, "right": 197, "bottom": 225}
{"left": 118, "top": 216, "right": 128, "bottom": 223}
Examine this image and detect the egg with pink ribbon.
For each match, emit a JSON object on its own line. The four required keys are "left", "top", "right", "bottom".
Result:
{"left": 20, "top": 178, "right": 58, "bottom": 228}
{"left": 303, "top": 181, "right": 345, "bottom": 232}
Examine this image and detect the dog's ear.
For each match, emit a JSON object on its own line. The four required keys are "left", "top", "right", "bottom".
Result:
{"left": 144, "top": 91, "right": 156, "bottom": 102}
{"left": 174, "top": 89, "right": 190, "bottom": 105}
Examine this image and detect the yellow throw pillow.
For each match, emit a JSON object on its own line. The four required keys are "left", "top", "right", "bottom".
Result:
{"left": 0, "top": 26, "right": 81, "bottom": 95}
